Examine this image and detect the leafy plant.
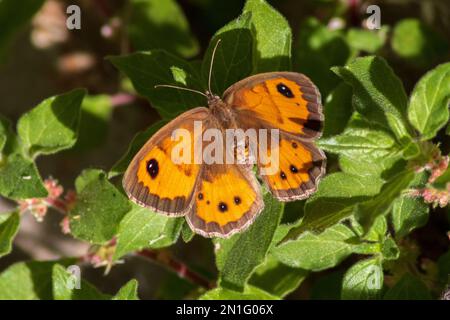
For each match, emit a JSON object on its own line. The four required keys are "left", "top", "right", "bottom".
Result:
{"left": 0, "top": 0, "right": 449, "bottom": 300}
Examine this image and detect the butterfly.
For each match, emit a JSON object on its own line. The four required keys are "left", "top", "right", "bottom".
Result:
{"left": 123, "top": 41, "right": 326, "bottom": 238}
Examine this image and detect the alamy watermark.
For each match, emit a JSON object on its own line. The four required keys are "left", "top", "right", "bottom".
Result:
{"left": 170, "top": 123, "right": 280, "bottom": 175}
{"left": 366, "top": 5, "right": 381, "bottom": 30}
{"left": 366, "top": 264, "right": 382, "bottom": 290}
{"left": 66, "top": 5, "right": 81, "bottom": 30}
{"left": 66, "top": 265, "right": 81, "bottom": 290}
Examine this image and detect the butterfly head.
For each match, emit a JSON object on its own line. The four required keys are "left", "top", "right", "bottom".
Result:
{"left": 205, "top": 90, "right": 222, "bottom": 106}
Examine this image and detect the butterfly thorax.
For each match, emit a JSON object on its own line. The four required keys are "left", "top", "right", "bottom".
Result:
{"left": 207, "top": 93, "right": 237, "bottom": 129}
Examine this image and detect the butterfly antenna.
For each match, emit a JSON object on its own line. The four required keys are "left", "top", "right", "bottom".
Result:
{"left": 154, "top": 84, "right": 208, "bottom": 98}
{"left": 208, "top": 39, "right": 222, "bottom": 94}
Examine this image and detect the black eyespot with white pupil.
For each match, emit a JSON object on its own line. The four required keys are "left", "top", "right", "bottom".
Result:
{"left": 277, "top": 83, "right": 294, "bottom": 98}
{"left": 218, "top": 202, "right": 228, "bottom": 212}
{"left": 146, "top": 159, "right": 159, "bottom": 179}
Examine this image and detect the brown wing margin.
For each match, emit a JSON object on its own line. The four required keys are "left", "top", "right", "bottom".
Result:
{"left": 123, "top": 107, "right": 210, "bottom": 217}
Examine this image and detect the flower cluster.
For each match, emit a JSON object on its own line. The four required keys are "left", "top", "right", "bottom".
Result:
{"left": 18, "top": 178, "right": 76, "bottom": 223}
{"left": 410, "top": 155, "right": 450, "bottom": 208}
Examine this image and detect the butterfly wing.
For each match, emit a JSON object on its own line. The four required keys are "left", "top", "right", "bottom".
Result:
{"left": 123, "top": 107, "right": 209, "bottom": 216}
{"left": 259, "top": 134, "right": 326, "bottom": 201}
{"left": 186, "top": 162, "right": 263, "bottom": 238}
{"left": 223, "top": 72, "right": 323, "bottom": 139}
{"left": 222, "top": 72, "right": 326, "bottom": 201}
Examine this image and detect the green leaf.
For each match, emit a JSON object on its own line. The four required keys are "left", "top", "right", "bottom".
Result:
{"left": 433, "top": 166, "right": 450, "bottom": 189}
{"left": 401, "top": 141, "right": 421, "bottom": 160}
{"left": 355, "top": 170, "right": 415, "bottom": 232}
{"left": 0, "top": 211, "right": 20, "bottom": 258}
{"left": 282, "top": 173, "right": 384, "bottom": 241}
{"left": 109, "top": 51, "right": 204, "bottom": 119}
{"left": 243, "top": 0, "right": 291, "bottom": 72}
{"left": 215, "top": 192, "right": 283, "bottom": 291}
{"left": 392, "top": 196, "right": 429, "bottom": 239}
{"left": 334, "top": 114, "right": 405, "bottom": 177}
{"left": 52, "top": 264, "right": 108, "bottom": 300}
{"left": 381, "top": 237, "right": 400, "bottom": 261}
{"left": 341, "top": 257, "right": 383, "bottom": 299}
{"left": 128, "top": 0, "right": 199, "bottom": 58}
{"left": 320, "top": 114, "right": 404, "bottom": 177}
{"left": 294, "top": 18, "right": 352, "bottom": 96}
{"left": 391, "top": 171, "right": 430, "bottom": 238}
{"left": 346, "top": 27, "right": 388, "bottom": 53}
{"left": 69, "top": 169, "right": 131, "bottom": 244}
{"left": 356, "top": 217, "right": 399, "bottom": 259}
{"left": 114, "top": 203, "right": 184, "bottom": 260}
{"left": 0, "top": 0, "right": 45, "bottom": 60}
{"left": 274, "top": 223, "right": 358, "bottom": 271}
{"left": 0, "top": 116, "right": 50, "bottom": 200}
{"left": 249, "top": 255, "right": 307, "bottom": 297}
{"left": 0, "top": 115, "right": 20, "bottom": 155}
{"left": 332, "top": 56, "right": 412, "bottom": 141}
{"left": 109, "top": 121, "right": 164, "bottom": 178}
{"left": 181, "top": 221, "right": 195, "bottom": 243}
{"left": 0, "top": 214, "right": 8, "bottom": 224}
{"left": 0, "top": 153, "right": 47, "bottom": 200}
{"left": 199, "top": 285, "right": 279, "bottom": 300}
{"left": 17, "top": 89, "right": 86, "bottom": 158}
{"left": 408, "top": 62, "right": 450, "bottom": 140}
{"left": 363, "top": 215, "right": 387, "bottom": 242}
{"left": 319, "top": 117, "right": 402, "bottom": 165}
{"left": 74, "top": 168, "right": 104, "bottom": 192}
{"left": 272, "top": 218, "right": 303, "bottom": 245}
{"left": 391, "top": 19, "right": 449, "bottom": 69}
{"left": 202, "top": 12, "right": 253, "bottom": 95}
{"left": 384, "top": 273, "right": 432, "bottom": 300}
{"left": 73, "top": 95, "right": 112, "bottom": 152}
{"left": 0, "top": 259, "right": 74, "bottom": 299}
{"left": 321, "top": 82, "right": 353, "bottom": 137}
{"left": 340, "top": 156, "right": 400, "bottom": 179}
{"left": 112, "top": 279, "right": 139, "bottom": 300}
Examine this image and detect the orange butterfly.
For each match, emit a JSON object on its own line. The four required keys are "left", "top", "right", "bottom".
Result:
{"left": 123, "top": 41, "right": 326, "bottom": 238}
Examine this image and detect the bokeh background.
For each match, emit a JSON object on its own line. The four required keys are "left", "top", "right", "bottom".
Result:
{"left": 0, "top": 0, "right": 449, "bottom": 299}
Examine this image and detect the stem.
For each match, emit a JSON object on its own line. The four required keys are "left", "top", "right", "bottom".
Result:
{"left": 136, "top": 249, "right": 214, "bottom": 290}
{"left": 110, "top": 92, "right": 152, "bottom": 109}
{"left": 44, "top": 198, "right": 69, "bottom": 215}
{"left": 110, "top": 93, "right": 138, "bottom": 107}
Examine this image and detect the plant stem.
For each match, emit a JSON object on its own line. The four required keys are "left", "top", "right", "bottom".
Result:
{"left": 44, "top": 197, "right": 69, "bottom": 215}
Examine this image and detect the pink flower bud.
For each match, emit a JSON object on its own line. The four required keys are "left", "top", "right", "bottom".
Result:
{"left": 60, "top": 216, "right": 71, "bottom": 234}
